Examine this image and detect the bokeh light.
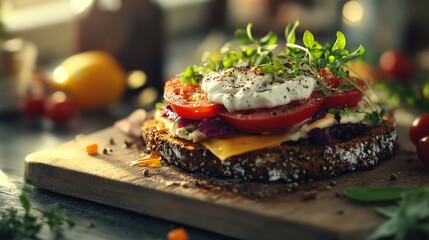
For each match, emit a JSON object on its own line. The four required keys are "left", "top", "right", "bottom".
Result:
{"left": 70, "top": 0, "right": 93, "bottom": 14}
{"left": 379, "top": 51, "right": 396, "bottom": 73}
{"left": 343, "top": 1, "right": 364, "bottom": 24}
{"left": 137, "top": 87, "right": 158, "bottom": 106}
{"left": 52, "top": 66, "right": 68, "bottom": 84}
{"left": 127, "top": 70, "right": 147, "bottom": 89}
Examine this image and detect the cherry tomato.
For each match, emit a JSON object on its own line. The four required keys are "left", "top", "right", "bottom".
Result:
{"left": 417, "top": 136, "right": 429, "bottom": 166}
{"left": 45, "top": 91, "right": 78, "bottom": 123}
{"left": 379, "top": 50, "right": 414, "bottom": 80}
{"left": 164, "top": 78, "right": 222, "bottom": 120}
{"left": 22, "top": 94, "right": 46, "bottom": 117}
{"left": 409, "top": 114, "right": 429, "bottom": 145}
{"left": 218, "top": 92, "right": 324, "bottom": 133}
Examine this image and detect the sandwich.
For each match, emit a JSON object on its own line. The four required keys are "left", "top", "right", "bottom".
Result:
{"left": 141, "top": 21, "right": 397, "bottom": 182}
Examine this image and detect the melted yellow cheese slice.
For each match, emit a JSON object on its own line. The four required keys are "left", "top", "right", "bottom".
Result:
{"left": 200, "top": 114, "right": 336, "bottom": 161}
{"left": 200, "top": 132, "right": 295, "bottom": 161}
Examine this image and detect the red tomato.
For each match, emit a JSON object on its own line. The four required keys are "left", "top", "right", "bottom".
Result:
{"left": 164, "top": 78, "right": 222, "bottom": 120}
{"left": 45, "top": 91, "right": 78, "bottom": 124}
{"left": 409, "top": 114, "right": 429, "bottom": 145}
{"left": 321, "top": 89, "right": 363, "bottom": 109}
{"left": 22, "top": 94, "right": 45, "bottom": 117}
{"left": 417, "top": 136, "right": 429, "bottom": 166}
{"left": 319, "top": 76, "right": 366, "bottom": 109}
{"left": 379, "top": 50, "right": 414, "bottom": 80}
{"left": 218, "top": 92, "right": 324, "bottom": 133}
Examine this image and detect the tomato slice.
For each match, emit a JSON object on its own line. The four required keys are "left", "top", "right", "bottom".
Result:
{"left": 319, "top": 76, "right": 366, "bottom": 109}
{"left": 218, "top": 92, "right": 325, "bottom": 133}
{"left": 164, "top": 78, "right": 222, "bottom": 120}
{"left": 321, "top": 89, "right": 363, "bottom": 109}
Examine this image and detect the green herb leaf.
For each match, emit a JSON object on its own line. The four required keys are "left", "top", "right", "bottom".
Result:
{"left": 180, "top": 65, "right": 204, "bottom": 84}
{"left": 370, "top": 188, "right": 429, "bottom": 240}
{"left": 246, "top": 23, "right": 254, "bottom": 42}
{"left": 332, "top": 31, "right": 346, "bottom": 51}
{"left": 259, "top": 31, "right": 277, "bottom": 46}
{"left": 0, "top": 186, "right": 75, "bottom": 239}
{"left": 368, "top": 217, "right": 400, "bottom": 240}
{"left": 234, "top": 28, "right": 252, "bottom": 45}
{"left": 42, "top": 206, "right": 75, "bottom": 235}
{"left": 316, "top": 58, "right": 328, "bottom": 69}
{"left": 414, "top": 223, "right": 429, "bottom": 234}
{"left": 344, "top": 186, "right": 416, "bottom": 202}
{"left": 337, "top": 84, "right": 351, "bottom": 91}
{"left": 20, "top": 193, "right": 31, "bottom": 214}
{"left": 261, "top": 63, "right": 274, "bottom": 75}
{"left": 273, "top": 59, "right": 283, "bottom": 69}
{"left": 285, "top": 20, "right": 299, "bottom": 44}
{"left": 303, "top": 30, "right": 314, "bottom": 48}
{"left": 255, "top": 54, "right": 270, "bottom": 65}
{"left": 375, "top": 205, "right": 400, "bottom": 218}
{"left": 345, "top": 187, "right": 429, "bottom": 240}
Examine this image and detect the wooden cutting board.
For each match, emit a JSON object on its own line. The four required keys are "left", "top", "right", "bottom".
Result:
{"left": 24, "top": 118, "right": 429, "bottom": 240}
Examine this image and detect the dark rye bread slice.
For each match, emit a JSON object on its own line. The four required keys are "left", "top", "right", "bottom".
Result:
{"left": 142, "top": 117, "right": 397, "bottom": 182}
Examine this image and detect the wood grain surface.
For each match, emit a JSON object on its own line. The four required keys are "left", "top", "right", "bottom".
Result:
{"left": 24, "top": 113, "right": 429, "bottom": 240}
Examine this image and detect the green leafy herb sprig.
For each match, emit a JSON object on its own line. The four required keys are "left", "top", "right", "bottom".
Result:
{"left": 0, "top": 186, "right": 75, "bottom": 239}
{"left": 179, "top": 21, "right": 385, "bottom": 124}
{"left": 283, "top": 21, "right": 384, "bottom": 124}
{"left": 376, "top": 78, "right": 429, "bottom": 111}
{"left": 344, "top": 186, "right": 429, "bottom": 240}
{"left": 181, "top": 21, "right": 364, "bottom": 83}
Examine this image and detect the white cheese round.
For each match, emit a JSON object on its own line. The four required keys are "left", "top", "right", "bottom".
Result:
{"left": 201, "top": 67, "right": 316, "bottom": 112}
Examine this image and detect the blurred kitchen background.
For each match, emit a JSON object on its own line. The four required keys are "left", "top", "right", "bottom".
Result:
{"left": 1, "top": 0, "right": 429, "bottom": 120}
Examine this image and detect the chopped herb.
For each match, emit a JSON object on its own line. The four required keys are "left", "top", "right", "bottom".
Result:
{"left": 344, "top": 186, "right": 429, "bottom": 240}
{"left": 0, "top": 186, "right": 75, "bottom": 239}
{"left": 337, "top": 84, "right": 351, "bottom": 91}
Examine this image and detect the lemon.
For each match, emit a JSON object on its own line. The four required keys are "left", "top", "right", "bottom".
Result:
{"left": 52, "top": 51, "right": 126, "bottom": 110}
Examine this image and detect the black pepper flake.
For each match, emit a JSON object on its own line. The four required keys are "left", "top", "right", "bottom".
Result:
{"left": 388, "top": 173, "right": 398, "bottom": 181}
{"left": 142, "top": 169, "right": 149, "bottom": 177}
{"left": 334, "top": 192, "right": 342, "bottom": 198}
{"left": 336, "top": 209, "right": 345, "bottom": 215}
{"left": 124, "top": 140, "right": 133, "bottom": 148}
{"left": 109, "top": 138, "right": 115, "bottom": 145}
{"left": 85, "top": 222, "right": 95, "bottom": 229}
{"left": 103, "top": 148, "right": 109, "bottom": 154}
{"left": 302, "top": 190, "right": 318, "bottom": 201}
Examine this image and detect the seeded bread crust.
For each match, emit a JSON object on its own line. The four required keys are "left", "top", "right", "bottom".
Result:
{"left": 142, "top": 117, "right": 397, "bottom": 182}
